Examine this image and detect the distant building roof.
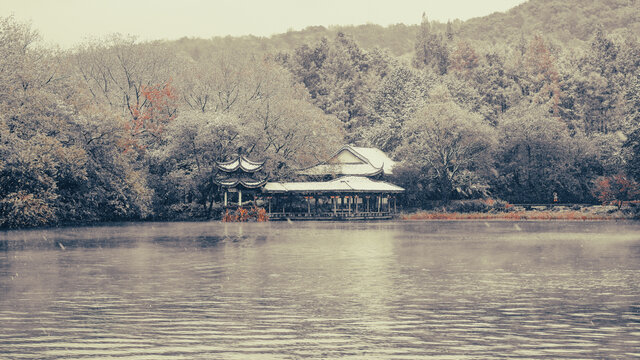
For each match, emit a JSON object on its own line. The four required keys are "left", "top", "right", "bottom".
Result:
{"left": 298, "top": 145, "right": 395, "bottom": 177}
{"left": 263, "top": 176, "right": 404, "bottom": 194}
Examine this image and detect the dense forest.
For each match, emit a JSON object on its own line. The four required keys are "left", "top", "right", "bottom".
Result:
{"left": 1, "top": 0, "right": 640, "bottom": 228}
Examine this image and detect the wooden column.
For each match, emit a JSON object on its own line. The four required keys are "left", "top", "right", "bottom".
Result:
{"left": 333, "top": 196, "right": 337, "bottom": 215}
{"left": 238, "top": 190, "right": 242, "bottom": 207}
{"left": 377, "top": 195, "right": 381, "bottom": 213}
{"left": 306, "top": 196, "right": 311, "bottom": 215}
{"left": 224, "top": 191, "right": 228, "bottom": 207}
{"left": 268, "top": 197, "right": 271, "bottom": 214}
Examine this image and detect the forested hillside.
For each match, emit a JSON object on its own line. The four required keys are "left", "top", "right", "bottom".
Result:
{"left": 459, "top": 0, "right": 639, "bottom": 45}
{"left": 1, "top": 0, "right": 640, "bottom": 228}
{"left": 174, "top": 0, "right": 639, "bottom": 58}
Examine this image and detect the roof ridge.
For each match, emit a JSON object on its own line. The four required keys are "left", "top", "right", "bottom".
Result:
{"left": 297, "top": 145, "right": 373, "bottom": 172}
{"left": 345, "top": 145, "right": 375, "bottom": 167}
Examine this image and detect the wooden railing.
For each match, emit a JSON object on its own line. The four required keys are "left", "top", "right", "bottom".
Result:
{"left": 267, "top": 210, "right": 395, "bottom": 220}
{"left": 513, "top": 203, "right": 592, "bottom": 209}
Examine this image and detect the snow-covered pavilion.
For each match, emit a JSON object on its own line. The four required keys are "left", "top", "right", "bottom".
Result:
{"left": 263, "top": 146, "right": 404, "bottom": 220}
{"left": 214, "top": 154, "right": 267, "bottom": 207}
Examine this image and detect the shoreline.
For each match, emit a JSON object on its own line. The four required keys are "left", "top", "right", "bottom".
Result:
{"left": 400, "top": 209, "right": 633, "bottom": 221}
{"left": 5, "top": 205, "right": 634, "bottom": 229}
{"left": 1, "top": 215, "right": 636, "bottom": 233}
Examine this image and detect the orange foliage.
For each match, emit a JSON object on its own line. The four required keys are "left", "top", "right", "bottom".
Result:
{"left": 450, "top": 40, "right": 479, "bottom": 76}
{"left": 592, "top": 174, "right": 640, "bottom": 208}
{"left": 123, "top": 81, "right": 178, "bottom": 152}
{"left": 222, "top": 206, "right": 269, "bottom": 222}
{"left": 481, "top": 198, "right": 496, "bottom": 206}
{"left": 255, "top": 207, "right": 269, "bottom": 222}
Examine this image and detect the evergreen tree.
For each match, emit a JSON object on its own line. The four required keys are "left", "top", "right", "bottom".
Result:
{"left": 623, "top": 73, "right": 640, "bottom": 181}
{"left": 413, "top": 13, "right": 449, "bottom": 75}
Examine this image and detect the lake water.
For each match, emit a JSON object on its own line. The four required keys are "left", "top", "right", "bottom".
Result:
{"left": 1, "top": 221, "right": 639, "bottom": 359}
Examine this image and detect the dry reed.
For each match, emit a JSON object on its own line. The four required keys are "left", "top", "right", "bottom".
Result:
{"left": 402, "top": 210, "right": 625, "bottom": 221}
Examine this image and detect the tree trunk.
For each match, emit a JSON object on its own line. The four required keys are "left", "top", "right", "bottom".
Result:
{"left": 439, "top": 172, "right": 452, "bottom": 203}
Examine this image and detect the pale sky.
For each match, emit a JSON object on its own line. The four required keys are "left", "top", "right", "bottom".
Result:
{"left": 2, "top": 0, "right": 527, "bottom": 48}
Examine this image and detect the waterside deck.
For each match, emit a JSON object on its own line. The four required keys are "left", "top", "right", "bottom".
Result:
{"left": 267, "top": 211, "right": 395, "bottom": 221}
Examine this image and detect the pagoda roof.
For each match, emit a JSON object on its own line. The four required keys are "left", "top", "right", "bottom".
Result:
{"left": 215, "top": 177, "right": 268, "bottom": 189}
{"left": 263, "top": 176, "right": 404, "bottom": 194}
{"left": 216, "top": 155, "right": 265, "bottom": 173}
{"left": 298, "top": 145, "right": 395, "bottom": 177}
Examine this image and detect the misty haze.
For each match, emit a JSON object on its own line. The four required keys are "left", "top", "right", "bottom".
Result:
{"left": 2, "top": 0, "right": 640, "bottom": 358}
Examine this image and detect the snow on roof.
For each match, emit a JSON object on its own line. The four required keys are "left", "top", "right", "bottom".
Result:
{"left": 215, "top": 177, "right": 268, "bottom": 189}
{"left": 263, "top": 176, "right": 404, "bottom": 194}
{"left": 350, "top": 147, "right": 395, "bottom": 174}
{"left": 262, "top": 182, "right": 288, "bottom": 192}
{"left": 216, "top": 155, "right": 265, "bottom": 173}
{"left": 298, "top": 145, "right": 395, "bottom": 177}
{"left": 298, "top": 163, "right": 383, "bottom": 177}
{"left": 337, "top": 176, "right": 403, "bottom": 192}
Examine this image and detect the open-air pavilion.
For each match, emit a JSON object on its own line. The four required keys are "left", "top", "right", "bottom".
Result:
{"left": 214, "top": 154, "right": 267, "bottom": 207}
{"left": 263, "top": 176, "right": 404, "bottom": 220}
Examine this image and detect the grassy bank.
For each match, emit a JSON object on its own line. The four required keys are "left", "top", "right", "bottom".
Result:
{"left": 402, "top": 209, "right": 631, "bottom": 221}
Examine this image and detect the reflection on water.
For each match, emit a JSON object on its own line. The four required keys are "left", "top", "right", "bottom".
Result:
{"left": 1, "top": 221, "right": 640, "bottom": 359}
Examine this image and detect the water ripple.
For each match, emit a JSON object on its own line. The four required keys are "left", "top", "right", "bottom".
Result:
{"left": 1, "top": 221, "right": 639, "bottom": 359}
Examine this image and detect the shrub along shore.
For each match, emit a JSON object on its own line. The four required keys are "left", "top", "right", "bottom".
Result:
{"left": 402, "top": 210, "right": 629, "bottom": 221}
{"left": 401, "top": 200, "right": 636, "bottom": 221}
